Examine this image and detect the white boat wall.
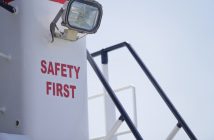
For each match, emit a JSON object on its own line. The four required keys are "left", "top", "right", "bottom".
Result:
{"left": 0, "top": 0, "right": 89, "bottom": 139}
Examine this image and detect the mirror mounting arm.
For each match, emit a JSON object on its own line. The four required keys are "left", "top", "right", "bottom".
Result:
{"left": 50, "top": 8, "right": 64, "bottom": 42}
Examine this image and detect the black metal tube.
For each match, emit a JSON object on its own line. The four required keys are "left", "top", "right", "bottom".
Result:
{"left": 50, "top": 8, "right": 64, "bottom": 42}
{"left": 177, "top": 122, "right": 182, "bottom": 128}
{"left": 91, "top": 42, "right": 125, "bottom": 57}
{"left": 0, "top": 2, "right": 16, "bottom": 13}
{"left": 87, "top": 49, "right": 144, "bottom": 140}
{"left": 101, "top": 51, "right": 108, "bottom": 64}
{"left": 125, "top": 43, "right": 197, "bottom": 140}
{"left": 90, "top": 42, "right": 197, "bottom": 140}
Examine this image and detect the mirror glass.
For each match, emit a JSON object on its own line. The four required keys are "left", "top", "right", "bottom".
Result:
{"left": 67, "top": 1, "right": 99, "bottom": 31}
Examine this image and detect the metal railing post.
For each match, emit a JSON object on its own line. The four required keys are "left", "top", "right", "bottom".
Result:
{"left": 90, "top": 42, "right": 197, "bottom": 140}
{"left": 104, "top": 116, "right": 124, "bottom": 140}
{"left": 125, "top": 42, "right": 197, "bottom": 140}
{"left": 166, "top": 123, "right": 182, "bottom": 140}
{"left": 101, "top": 51, "right": 117, "bottom": 140}
{"left": 87, "top": 49, "right": 144, "bottom": 140}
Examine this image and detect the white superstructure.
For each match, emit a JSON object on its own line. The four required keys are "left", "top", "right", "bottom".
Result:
{"left": 0, "top": 0, "right": 89, "bottom": 139}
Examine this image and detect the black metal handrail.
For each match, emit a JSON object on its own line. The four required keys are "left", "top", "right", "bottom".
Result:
{"left": 90, "top": 42, "right": 197, "bottom": 140}
{"left": 87, "top": 50, "right": 144, "bottom": 140}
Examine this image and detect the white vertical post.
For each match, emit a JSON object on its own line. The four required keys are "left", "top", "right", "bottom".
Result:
{"left": 131, "top": 86, "right": 138, "bottom": 128}
{"left": 166, "top": 123, "right": 181, "bottom": 140}
{"left": 104, "top": 117, "right": 124, "bottom": 140}
{"left": 102, "top": 52, "right": 117, "bottom": 140}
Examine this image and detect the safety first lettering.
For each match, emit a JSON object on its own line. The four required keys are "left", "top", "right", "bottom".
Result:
{"left": 40, "top": 60, "right": 80, "bottom": 99}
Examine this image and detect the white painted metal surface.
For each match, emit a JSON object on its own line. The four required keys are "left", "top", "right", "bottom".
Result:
{"left": 88, "top": 85, "right": 137, "bottom": 140}
{"left": 89, "top": 85, "right": 138, "bottom": 126}
{"left": 166, "top": 124, "right": 181, "bottom": 140}
{"left": 102, "top": 64, "right": 117, "bottom": 140}
{"left": 104, "top": 118, "right": 123, "bottom": 140}
{"left": 0, "top": 133, "right": 29, "bottom": 140}
{"left": 90, "top": 130, "right": 131, "bottom": 140}
{"left": 0, "top": 0, "right": 89, "bottom": 140}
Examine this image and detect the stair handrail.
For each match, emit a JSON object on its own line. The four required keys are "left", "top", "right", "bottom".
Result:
{"left": 90, "top": 42, "right": 197, "bottom": 140}
{"left": 87, "top": 49, "right": 144, "bottom": 140}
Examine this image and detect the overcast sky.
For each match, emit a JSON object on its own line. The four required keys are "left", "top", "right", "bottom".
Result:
{"left": 86, "top": 0, "right": 214, "bottom": 139}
